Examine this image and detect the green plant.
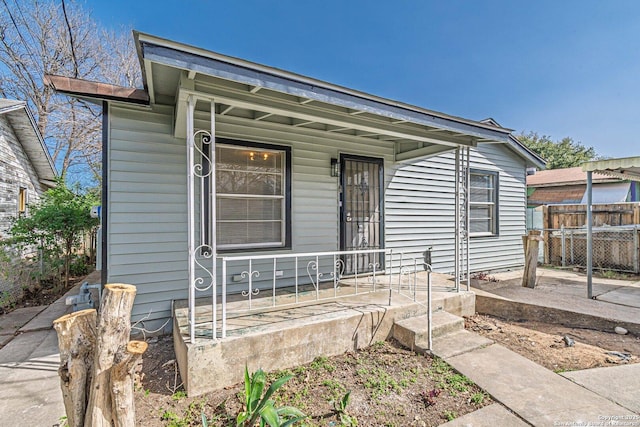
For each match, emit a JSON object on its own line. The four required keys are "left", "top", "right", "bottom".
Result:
{"left": 236, "top": 366, "right": 306, "bottom": 427}
{"left": 443, "top": 410, "right": 457, "bottom": 421}
{"left": 470, "top": 392, "right": 485, "bottom": 404}
{"left": 446, "top": 373, "right": 472, "bottom": 393}
{"left": 333, "top": 391, "right": 358, "bottom": 426}
{"left": 5, "top": 180, "right": 99, "bottom": 289}
{"left": 161, "top": 409, "right": 188, "bottom": 427}
{"left": 357, "top": 366, "right": 402, "bottom": 399}
{"left": 310, "top": 356, "right": 335, "bottom": 372}
{"left": 172, "top": 390, "right": 187, "bottom": 401}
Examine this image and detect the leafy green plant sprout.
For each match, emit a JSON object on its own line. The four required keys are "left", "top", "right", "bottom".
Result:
{"left": 236, "top": 366, "right": 306, "bottom": 427}
{"left": 443, "top": 410, "right": 457, "bottom": 421}
{"left": 333, "top": 391, "right": 358, "bottom": 427}
{"left": 172, "top": 390, "right": 187, "bottom": 401}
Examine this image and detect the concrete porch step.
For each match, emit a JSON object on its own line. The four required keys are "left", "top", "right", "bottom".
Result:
{"left": 393, "top": 310, "right": 464, "bottom": 351}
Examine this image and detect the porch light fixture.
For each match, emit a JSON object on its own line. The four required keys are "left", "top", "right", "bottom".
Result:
{"left": 331, "top": 158, "right": 340, "bottom": 177}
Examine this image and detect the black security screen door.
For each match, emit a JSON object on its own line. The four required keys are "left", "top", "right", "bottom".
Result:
{"left": 340, "top": 155, "right": 384, "bottom": 275}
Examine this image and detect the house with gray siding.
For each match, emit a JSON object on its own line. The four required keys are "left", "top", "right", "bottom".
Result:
{"left": 47, "top": 32, "right": 545, "bottom": 334}
{"left": 0, "top": 99, "right": 57, "bottom": 302}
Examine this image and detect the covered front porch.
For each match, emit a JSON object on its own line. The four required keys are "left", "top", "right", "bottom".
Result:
{"left": 172, "top": 260, "right": 476, "bottom": 395}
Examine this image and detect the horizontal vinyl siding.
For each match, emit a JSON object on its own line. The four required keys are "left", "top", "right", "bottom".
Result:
{"left": 108, "top": 103, "right": 526, "bottom": 328}
{"left": 107, "top": 105, "right": 188, "bottom": 326}
{"left": 386, "top": 143, "right": 527, "bottom": 273}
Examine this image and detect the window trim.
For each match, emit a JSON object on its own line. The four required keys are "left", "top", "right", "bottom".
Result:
{"left": 469, "top": 169, "right": 499, "bottom": 238}
{"left": 214, "top": 138, "right": 292, "bottom": 253}
{"left": 18, "top": 187, "right": 27, "bottom": 215}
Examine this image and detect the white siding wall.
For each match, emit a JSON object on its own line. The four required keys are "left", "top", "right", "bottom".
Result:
{"left": 0, "top": 114, "right": 47, "bottom": 304}
{"left": 387, "top": 144, "right": 527, "bottom": 273}
{"left": 108, "top": 106, "right": 527, "bottom": 327}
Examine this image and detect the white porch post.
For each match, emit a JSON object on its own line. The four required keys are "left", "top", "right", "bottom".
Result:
{"left": 186, "top": 97, "right": 218, "bottom": 342}
{"left": 186, "top": 95, "right": 196, "bottom": 342}
{"left": 454, "top": 147, "right": 460, "bottom": 291}
{"left": 465, "top": 147, "right": 470, "bottom": 291}
{"left": 210, "top": 101, "right": 218, "bottom": 337}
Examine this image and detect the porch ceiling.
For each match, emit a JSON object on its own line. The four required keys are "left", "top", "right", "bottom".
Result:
{"left": 136, "top": 32, "right": 514, "bottom": 162}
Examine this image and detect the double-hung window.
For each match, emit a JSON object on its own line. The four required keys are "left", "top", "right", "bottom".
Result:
{"left": 215, "top": 140, "right": 291, "bottom": 250}
{"left": 469, "top": 170, "right": 498, "bottom": 237}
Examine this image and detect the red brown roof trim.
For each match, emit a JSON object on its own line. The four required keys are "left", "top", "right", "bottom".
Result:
{"left": 44, "top": 75, "right": 149, "bottom": 105}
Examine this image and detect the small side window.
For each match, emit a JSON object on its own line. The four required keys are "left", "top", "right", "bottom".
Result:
{"left": 18, "top": 187, "right": 27, "bottom": 214}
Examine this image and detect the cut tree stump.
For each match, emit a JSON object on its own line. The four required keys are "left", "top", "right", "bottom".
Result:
{"left": 111, "top": 340, "right": 148, "bottom": 427}
{"left": 85, "top": 283, "right": 137, "bottom": 427}
{"left": 53, "top": 309, "right": 97, "bottom": 427}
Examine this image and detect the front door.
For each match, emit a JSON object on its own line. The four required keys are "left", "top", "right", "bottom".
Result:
{"left": 340, "top": 155, "right": 384, "bottom": 275}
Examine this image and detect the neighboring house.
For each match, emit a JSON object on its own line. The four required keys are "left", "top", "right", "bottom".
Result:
{"left": 527, "top": 166, "right": 639, "bottom": 207}
{"left": 47, "top": 32, "right": 545, "bottom": 331}
{"left": 0, "top": 99, "right": 57, "bottom": 302}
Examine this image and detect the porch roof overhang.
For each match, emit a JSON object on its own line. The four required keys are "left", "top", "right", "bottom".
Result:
{"left": 134, "top": 31, "right": 521, "bottom": 163}
{"left": 582, "top": 156, "right": 640, "bottom": 182}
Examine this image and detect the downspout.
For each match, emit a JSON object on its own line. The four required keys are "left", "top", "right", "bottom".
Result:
{"left": 100, "top": 100, "right": 108, "bottom": 287}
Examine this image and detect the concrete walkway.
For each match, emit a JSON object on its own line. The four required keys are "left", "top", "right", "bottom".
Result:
{"left": 437, "top": 337, "right": 638, "bottom": 426}
{"left": 473, "top": 268, "right": 640, "bottom": 334}
{"left": 0, "top": 283, "right": 82, "bottom": 427}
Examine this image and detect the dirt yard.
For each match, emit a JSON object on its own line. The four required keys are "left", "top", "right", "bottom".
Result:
{"left": 133, "top": 314, "right": 640, "bottom": 426}
{"left": 466, "top": 314, "right": 640, "bottom": 372}
{"left": 134, "top": 338, "right": 490, "bottom": 426}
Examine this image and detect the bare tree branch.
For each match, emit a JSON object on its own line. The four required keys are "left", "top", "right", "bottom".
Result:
{"left": 0, "top": 0, "right": 141, "bottom": 184}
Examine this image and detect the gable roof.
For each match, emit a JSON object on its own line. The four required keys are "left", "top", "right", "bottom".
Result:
{"left": 481, "top": 118, "right": 546, "bottom": 169}
{"left": 0, "top": 99, "right": 57, "bottom": 186}
{"left": 527, "top": 166, "right": 616, "bottom": 187}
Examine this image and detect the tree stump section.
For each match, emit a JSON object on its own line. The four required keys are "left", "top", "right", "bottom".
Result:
{"left": 53, "top": 309, "right": 97, "bottom": 427}
{"left": 111, "top": 340, "right": 148, "bottom": 427}
{"left": 522, "top": 230, "right": 544, "bottom": 288}
{"left": 54, "top": 283, "right": 146, "bottom": 427}
{"left": 85, "top": 283, "right": 137, "bottom": 427}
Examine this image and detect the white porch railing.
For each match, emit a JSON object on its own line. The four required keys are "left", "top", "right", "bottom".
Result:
{"left": 187, "top": 248, "right": 440, "bottom": 342}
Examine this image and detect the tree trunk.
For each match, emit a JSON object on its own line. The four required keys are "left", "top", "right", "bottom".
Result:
{"left": 85, "top": 284, "right": 137, "bottom": 427}
{"left": 53, "top": 309, "right": 97, "bottom": 427}
{"left": 111, "top": 340, "right": 148, "bottom": 427}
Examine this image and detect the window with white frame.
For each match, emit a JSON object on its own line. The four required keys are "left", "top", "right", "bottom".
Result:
{"left": 215, "top": 141, "right": 290, "bottom": 250}
{"left": 469, "top": 170, "right": 498, "bottom": 237}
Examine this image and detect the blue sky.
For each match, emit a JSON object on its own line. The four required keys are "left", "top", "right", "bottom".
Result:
{"left": 88, "top": 0, "right": 640, "bottom": 159}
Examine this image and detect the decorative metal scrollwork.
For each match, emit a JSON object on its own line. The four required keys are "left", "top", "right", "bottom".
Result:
{"left": 333, "top": 258, "right": 345, "bottom": 282}
{"left": 192, "top": 130, "right": 213, "bottom": 178}
{"left": 240, "top": 270, "right": 261, "bottom": 297}
{"left": 307, "top": 258, "right": 346, "bottom": 289}
{"left": 307, "top": 261, "right": 323, "bottom": 290}
{"left": 193, "top": 244, "right": 214, "bottom": 292}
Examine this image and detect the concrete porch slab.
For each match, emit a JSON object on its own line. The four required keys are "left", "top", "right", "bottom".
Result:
{"left": 173, "top": 286, "right": 474, "bottom": 396}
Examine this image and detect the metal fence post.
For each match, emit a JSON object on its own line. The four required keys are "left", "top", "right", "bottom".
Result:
{"left": 561, "top": 225, "right": 566, "bottom": 267}
{"left": 570, "top": 229, "right": 574, "bottom": 265}
{"left": 634, "top": 225, "right": 639, "bottom": 274}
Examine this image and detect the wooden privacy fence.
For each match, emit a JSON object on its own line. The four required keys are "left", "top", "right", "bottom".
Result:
{"left": 540, "top": 203, "right": 640, "bottom": 273}
{"left": 543, "top": 203, "right": 640, "bottom": 229}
